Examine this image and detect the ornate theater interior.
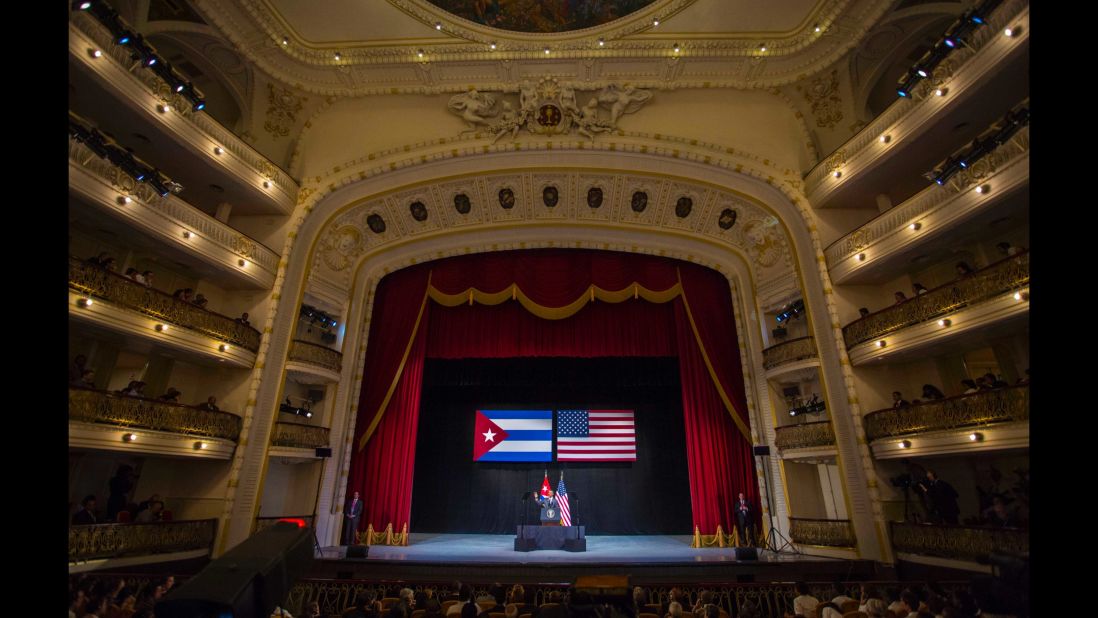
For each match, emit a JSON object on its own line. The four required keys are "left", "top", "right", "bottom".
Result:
{"left": 67, "top": 0, "right": 1030, "bottom": 615}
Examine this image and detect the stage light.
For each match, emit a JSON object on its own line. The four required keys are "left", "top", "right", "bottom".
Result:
{"left": 174, "top": 82, "right": 185, "bottom": 93}
{"left": 77, "top": 1, "right": 92, "bottom": 8}
{"left": 145, "top": 56, "right": 157, "bottom": 67}
{"left": 916, "top": 68, "right": 928, "bottom": 78}
{"left": 938, "top": 319, "right": 951, "bottom": 327}
{"left": 970, "top": 14, "right": 984, "bottom": 24}
{"left": 77, "top": 298, "right": 93, "bottom": 308}
{"left": 305, "top": 411, "right": 313, "bottom": 418}
{"left": 155, "top": 323, "right": 168, "bottom": 332}
{"left": 897, "top": 89, "right": 909, "bottom": 98}
{"left": 193, "top": 101, "right": 206, "bottom": 111}
{"left": 118, "top": 34, "right": 131, "bottom": 45}
{"left": 944, "top": 38, "right": 956, "bottom": 48}
{"left": 123, "top": 433, "right": 137, "bottom": 442}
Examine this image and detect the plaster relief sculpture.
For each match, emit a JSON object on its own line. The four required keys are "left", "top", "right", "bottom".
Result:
{"left": 447, "top": 77, "right": 652, "bottom": 142}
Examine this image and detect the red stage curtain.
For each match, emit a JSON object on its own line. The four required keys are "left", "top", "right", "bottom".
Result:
{"left": 346, "top": 250, "right": 759, "bottom": 536}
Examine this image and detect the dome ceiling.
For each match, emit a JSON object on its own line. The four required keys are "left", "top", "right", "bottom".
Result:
{"left": 422, "top": 0, "right": 658, "bottom": 33}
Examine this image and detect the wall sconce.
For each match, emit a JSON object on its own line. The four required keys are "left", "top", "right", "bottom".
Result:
{"left": 123, "top": 433, "right": 137, "bottom": 442}
{"left": 77, "top": 298, "right": 93, "bottom": 308}
{"left": 875, "top": 340, "right": 886, "bottom": 348}
{"left": 938, "top": 318, "right": 951, "bottom": 327}
{"left": 832, "top": 170, "right": 842, "bottom": 179}
{"left": 899, "top": 440, "right": 911, "bottom": 449}
{"left": 219, "top": 344, "right": 230, "bottom": 352}
{"left": 909, "top": 222, "right": 922, "bottom": 231}
{"left": 879, "top": 134, "right": 891, "bottom": 144}
{"left": 194, "top": 441, "right": 208, "bottom": 450}
{"left": 975, "top": 184, "right": 990, "bottom": 194}
{"left": 238, "top": 259, "right": 247, "bottom": 267}
{"left": 155, "top": 323, "right": 168, "bottom": 332}
{"left": 117, "top": 196, "right": 132, "bottom": 205}
{"left": 856, "top": 253, "right": 866, "bottom": 261}
{"left": 968, "top": 432, "right": 983, "bottom": 442}
{"left": 214, "top": 146, "right": 224, "bottom": 155}
{"left": 157, "top": 103, "right": 171, "bottom": 113}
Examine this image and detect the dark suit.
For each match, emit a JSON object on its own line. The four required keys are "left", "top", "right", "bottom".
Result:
{"left": 734, "top": 498, "right": 754, "bottom": 545}
{"left": 537, "top": 496, "right": 560, "bottom": 525}
{"left": 72, "top": 509, "right": 97, "bottom": 525}
{"left": 343, "top": 497, "right": 363, "bottom": 545}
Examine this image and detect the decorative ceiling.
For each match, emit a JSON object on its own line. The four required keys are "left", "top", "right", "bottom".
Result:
{"left": 423, "top": 0, "right": 659, "bottom": 33}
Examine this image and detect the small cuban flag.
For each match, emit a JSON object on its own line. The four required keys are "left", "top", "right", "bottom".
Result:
{"left": 473, "top": 410, "right": 553, "bottom": 462}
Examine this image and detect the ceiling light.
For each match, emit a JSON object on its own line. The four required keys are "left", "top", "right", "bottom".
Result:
{"left": 598, "top": 38, "right": 605, "bottom": 46}
{"left": 856, "top": 253, "right": 865, "bottom": 262}
{"left": 879, "top": 134, "right": 891, "bottom": 144}
{"left": 899, "top": 440, "right": 911, "bottom": 449}
{"left": 875, "top": 340, "right": 886, "bottom": 348}
{"left": 435, "top": 22, "right": 442, "bottom": 30}
{"left": 219, "top": 344, "right": 230, "bottom": 352}
{"left": 155, "top": 324, "right": 168, "bottom": 332}
{"left": 157, "top": 104, "right": 170, "bottom": 113}
{"left": 938, "top": 318, "right": 951, "bottom": 327}
{"left": 89, "top": 49, "right": 102, "bottom": 58}
{"left": 123, "top": 433, "right": 137, "bottom": 442}
{"left": 77, "top": 298, "right": 93, "bottom": 308}
{"left": 195, "top": 441, "right": 208, "bottom": 450}
{"left": 214, "top": 146, "right": 223, "bottom": 155}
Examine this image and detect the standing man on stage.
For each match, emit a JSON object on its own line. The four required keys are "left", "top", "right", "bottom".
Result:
{"left": 735, "top": 492, "right": 755, "bottom": 546}
{"left": 536, "top": 489, "right": 560, "bottom": 526}
{"left": 343, "top": 490, "right": 363, "bottom": 545}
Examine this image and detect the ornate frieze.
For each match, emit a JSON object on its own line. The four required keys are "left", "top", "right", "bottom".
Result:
{"left": 69, "top": 519, "right": 217, "bottom": 561}
{"left": 863, "top": 385, "right": 1028, "bottom": 442}
{"left": 789, "top": 517, "right": 856, "bottom": 547}
{"left": 774, "top": 420, "right": 835, "bottom": 451}
{"left": 288, "top": 339, "right": 344, "bottom": 373}
{"left": 271, "top": 421, "right": 331, "bottom": 449}
{"left": 762, "top": 336, "right": 818, "bottom": 370}
{"left": 889, "top": 521, "right": 1027, "bottom": 562}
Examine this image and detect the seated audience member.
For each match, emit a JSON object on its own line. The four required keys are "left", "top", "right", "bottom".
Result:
{"left": 793, "top": 582, "right": 819, "bottom": 618}
{"left": 893, "top": 291, "right": 908, "bottom": 304}
{"left": 691, "top": 590, "right": 714, "bottom": 615}
{"left": 86, "top": 252, "right": 110, "bottom": 267}
{"left": 134, "top": 494, "right": 160, "bottom": 517}
{"left": 912, "top": 282, "right": 929, "bottom": 295}
{"left": 159, "top": 387, "right": 182, "bottom": 402}
{"left": 84, "top": 595, "right": 109, "bottom": 618}
{"left": 996, "top": 241, "right": 1024, "bottom": 257}
{"left": 891, "top": 391, "right": 910, "bottom": 408}
{"left": 135, "top": 500, "right": 164, "bottom": 523}
{"left": 447, "top": 586, "right": 477, "bottom": 616}
{"left": 236, "top": 312, "right": 251, "bottom": 325}
{"left": 389, "top": 587, "right": 414, "bottom": 618}
{"left": 124, "top": 267, "right": 140, "bottom": 281}
{"left": 830, "top": 584, "right": 854, "bottom": 605}
{"left": 141, "top": 271, "right": 154, "bottom": 288}
{"left": 885, "top": 588, "right": 904, "bottom": 615}
{"left": 423, "top": 599, "right": 444, "bottom": 618}
{"left": 196, "top": 396, "right": 220, "bottom": 411}
{"left": 172, "top": 288, "right": 194, "bottom": 302}
{"left": 461, "top": 602, "right": 479, "bottom": 618}
{"left": 857, "top": 307, "right": 870, "bottom": 319}
{"left": 660, "top": 587, "right": 687, "bottom": 616}
{"left": 109, "top": 590, "right": 137, "bottom": 618}
{"left": 70, "top": 354, "right": 88, "bottom": 383}
{"left": 72, "top": 495, "right": 98, "bottom": 525}
{"left": 921, "top": 384, "right": 946, "bottom": 400}
{"left": 955, "top": 261, "right": 974, "bottom": 277}
{"left": 667, "top": 602, "right": 683, "bottom": 618}
{"left": 961, "top": 379, "right": 979, "bottom": 394}
{"left": 703, "top": 605, "right": 719, "bottom": 618}
{"left": 508, "top": 585, "right": 536, "bottom": 615}
{"left": 632, "top": 586, "right": 647, "bottom": 614}
{"left": 300, "top": 601, "right": 322, "bottom": 618}
{"left": 344, "top": 592, "right": 381, "bottom": 618}
{"left": 897, "top": 590, "right": 921, "bottom": 617}
{"left": 984, "top": 372, "right": 1009, "bottom": 388}
{"left": 160, "top": 575, "right": 176, "bottom": 593}
{"left": 737, "top": 601, "right": 760, "bottom": 618}
{"left": 861, "top": 599, "right": 886, "bottom": 618}
{"left": 193, "top": 293, "right": 209, "bottom": 309}
{"left": 133, "top": 270, "right": 147, "bottom": 286}
{"left": 815, "top": 603, "right": 842, "bottom": 618}
{"left": 72, "top": 369, "right": 96, "bottom": 388}
{"left": 983, "top": 495, "right": 1020, "bottom": 527}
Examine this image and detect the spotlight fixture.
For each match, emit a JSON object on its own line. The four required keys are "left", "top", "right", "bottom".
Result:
{"left": 856, "top": 253, "right": 866, "bottom": 262}
{"left": 875, "top": 340, "right": 886, "bottom": 348}
{"left": 909, "top": 222, "right": 922, "bottom": 231}
{"left": 899, "top": 440, "right": 911, "bottom": 449}
{"left": 214, "top": 146, "right": 223, "bottom": 155}
{"left": 123, "top": 433, "right": 137, "bottom": 442}
{"left": 118, "top": 34, "right": 131, "bottom": 45}
{"left": 775, "top": 299, "right": 806, "bottom": 324}
{"left": 219, "top": 344, "right": 230, "bottom": 352}
{"left": 174, "top": 82, "right": 185, "bottom": 93}
{"left": 77, "top": 298, "right": 93, "bottom": 308}
{"left": 969, "top": 432, "right": 983, "bottom": 442}
{"left": 597, "top": 38, "right": 605, "bottom": 46}
{"left": 938, "top": 318, "right": 951, "bottom": 327}
{"left": 832, "top": 170, "right": 842, "bottom": 179}
{"left": 193, "top": 101, "right": 206, "bottom": 111}
{"left": 155, "top": 323, "right": 168, "bottom": 332}
{"left": 916, "top": 68, "right": 928, "bottom": 78}
{"left": 879, "top": 134, "right": 891, "bottom": 144}
{"left": 77, "top": 1, "right": 92, "bottom": 8}
{"left": 194, "top": 441, "right": 208, "bottom": 450}
{"left": 145, "top": 56, "right": 157, "bottom": 67}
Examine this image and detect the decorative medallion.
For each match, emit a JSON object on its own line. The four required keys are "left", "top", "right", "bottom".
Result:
{"left": 742, "top": 218, "right": 784, "bottom": 268}
{"left": 542, "top": 185, "right": 559, "bottom": 208}
{"left": 718, "top": 208, "right": 738, "bottom": 230}
{"left": 800, "top": 69, "right": 843, "bottom": 129}
{"left": 264, "top": 83, "right": 306, "bottom": 138}
{"left": 454, "top": 193, "right": 472, "bottom": 215}
{"left": 675, "top": 196, "right": 693, "bottom": 218}
{"left": 631, "top": 191, "right": 648, "bottom": 213}
{"left": 320, "top": 224, "right": 363, "bottom": 271}
{"left": 409, "top": 201, "right": 428, "bottom": 222}
{"left": 366, "top": 213, "right": 386, "bottom": 234}
{"left": 587, "top": 187, "right": 604, "bottom": 209}
{"left": 498, "top": 187, "right": 516, "bottom": 209}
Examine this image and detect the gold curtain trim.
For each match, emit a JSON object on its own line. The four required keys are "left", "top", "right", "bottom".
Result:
{"left": 690, "top": 524, "right": 743, "bottom": 548}
{"left": 355, "top": 522, "right": 409, "bottom": 546}
{"left": 676, "top": 268, "right": 752, "bottom": 442}
{"left": 427, "top": 281, "right": 683, "bottom": 320}
{"left": 358, "top": 273, "right": 432, "bottom": 452}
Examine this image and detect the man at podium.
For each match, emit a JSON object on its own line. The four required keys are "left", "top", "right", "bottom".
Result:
{"left": 536, "top": 489, "right": 561, "bottom": 526}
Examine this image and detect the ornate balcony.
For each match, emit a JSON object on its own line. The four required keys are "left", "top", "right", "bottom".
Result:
{"left": 788, "top": 517, "right": 856, "bottom": 548}
{"left": 762, "top": 336, "right": 818, "bottom": 371}
{"left": 864, "top": 385, "right": 1028, "bottom": 443}
{"left": 255, "top": 515, "right": 315, "bottom": 534}
{"left": 69, "top": 519, "right": 217, "bottom": 561}
{"left": 272, "top": 422, "right": 330, "bottom": 449}
{"left": 289, "top": 340, "right": 344, "bottom": 374}
{"left": 775, "top": 421, "right": 835, "bottom": 451}
{"left": 69, "top": 258, "right": 261, "bottom": 353}
{"left": 70, "top": 387, "right": 242, "bottom": 441}
{"left": 889, "top": 521, "right": 1028, "bottom": 563}
{"left": 843, "top": 252, "right": 1028, "bottom": 349}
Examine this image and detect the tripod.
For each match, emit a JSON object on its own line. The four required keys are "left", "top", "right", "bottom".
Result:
{"left": 757, "top": 452, "right": 800, "bottom": 555}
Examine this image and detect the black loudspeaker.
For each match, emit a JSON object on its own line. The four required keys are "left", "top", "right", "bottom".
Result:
{"left": 735, "top": 547, "right": 759, "bottom": 560}
{"left": 752, "top": 445, "right": 771, "bottom": 456}
{"left": 315, "top": 447, "right": 332, "bottom": 458}
{"left": 346, "top": 545, "right": 369, "bottom": 559}
{"left": 513, "top": 538, "right": 538, "bottom": 552}
{"left": 156, "top": 522, "right": 314, "bottom": 618}
{"left": 306, "top": 388, "right": 325, "bottom": 402}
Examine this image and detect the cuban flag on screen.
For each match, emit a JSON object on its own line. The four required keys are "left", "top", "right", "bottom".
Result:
{"left": 473, "top": 410, "right": 553, "bottom": 462}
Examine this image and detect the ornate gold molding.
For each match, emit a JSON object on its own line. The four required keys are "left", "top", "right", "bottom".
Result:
{"left": 889, "top": 521, "right": 1027, "bottom": 562}
{"left": 762, "top": 336, "right": 818, "bottom": 370}
{"left": 69, "top": 519, "right": 217, "bottom": 561}
{"left": 69, "top": 387, "right": 243, "bottom": 441}
{"left": 271, "top": 421, "right": 330, "bottom": 448}
{"left": 842, "top": 251, "right": 1028, "bottom": 348}
{"left": 775, "top": 420, "right": 835, "bottom": 451}
{"left": 289, "top": 339, "right": 344, "bottom": 373}
{"left": 863, "top": 385, "right": 1028, "bottom": 442}
{"left": 789, "top": 517, "right": 856, "bottom": 547}
{"left": 69, "top": 257, "right": 262, "bottom": 352}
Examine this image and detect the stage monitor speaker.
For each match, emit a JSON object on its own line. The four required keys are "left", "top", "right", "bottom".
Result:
{"left": 735, "top": 547, "right": 759, "bottom": 561}
{"left": 752, "top": 445, "right": 771, "bottom": 456}
{"left": 315, "top": 447, "right": 332, "bottom": 458}
{"left": 156, "top": 522, "right": 314, "bottom": 618}
{"left": 346, "top": 545, "right": 369, "bottom": 559}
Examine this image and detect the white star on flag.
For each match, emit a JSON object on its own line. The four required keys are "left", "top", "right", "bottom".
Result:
{"left": 482, "top": 428, "right": 496, "bottom": 442}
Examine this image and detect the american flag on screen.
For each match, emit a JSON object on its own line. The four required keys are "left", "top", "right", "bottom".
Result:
{"left": 556, "top": 410, "right": 636, "bottom": 461}
{"left": 557, "top": 476, "right": 572, "bottom": 526}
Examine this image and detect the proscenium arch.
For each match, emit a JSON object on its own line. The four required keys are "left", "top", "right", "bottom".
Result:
{"left": 219, "top": 147, "right": 884, "bottom": 561}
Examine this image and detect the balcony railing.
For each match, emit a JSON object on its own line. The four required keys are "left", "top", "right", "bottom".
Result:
{"left": 69, "top": 518, "right": 217, "bottom": 561}
{"left": 255, "top": 515, "right": 315, "bottom": 534}
{"left": 863, "top": 385, "right": 1028, "bottom": 443}
{"left": 762, "top": 336, "right": 818, "bottom": 370}
{"left": 70, "top": 13, "right": 297, "bottom": 200}
{"left": 788, "top": 517, "right": 856, "bottom": 548}
{"left": 889, "top": 521, "right": 1028, "bottom": 562}
{"left": 68, "top": 136, "right": 280, "bottom": 274}
{"left": 824, "top": 125, "right": 1030, "bottom": 268}
{"left": 842, "top": 251, "right": 1029, "bottom": 348}
{"left": 272, "top": 421, "right": 330, "bottom": 449}
{"left": 69, "top": 257, "right": 262, "bottom": 352}
{"left": 289, "top": 339, "right": 343, "bottom": 373}
{"left": 775, "top": 421, "right": 835, "bottom": 451}
{"left": 70, "top": 387, "right": 243, "bottom": 441}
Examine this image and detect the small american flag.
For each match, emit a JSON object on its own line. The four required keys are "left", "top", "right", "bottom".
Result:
{"left": 556, "top": 410, "right": 636, "bottom": 461}
{"left": 557, "top": 476, "right": 572, "bottom": 527}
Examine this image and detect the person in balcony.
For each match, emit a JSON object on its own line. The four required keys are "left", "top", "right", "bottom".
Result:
{"left": 921, "top": 384, "right": 946, "bottom": 400}
{"left": 86, "top": 252, "right": 111, "bottom": 268}
{"left": 72, "top": 495, "right": 98, "bottom": 525}
{"left": 159, "top": 387, "right": 182, "bottom": 403}
{"left": 134, "top": 500, "right": 164, "bottom": 523}
{"left": 71, "top": 369, "right": 96, "bottom": 388}
{"left": 196, "top": 396, "right": 220, "bottom": 411}
{"left": 124, "top": 267, "right": 140, "bottom": 282}
{"left": 134, "top": 494, "right": 161, "bottom": 517}
{"left": 792, "top": 582, "right": 819, "bottom": 618}
{"left": 70, "top": 354, "right": 88, "bottom": 383}
{"left": 172, "top": 288, "right": 194, "bottom": 302}
{"left": 858, "top": 307, "right": 870, "bottom": 319}
{"left": 921, "top": 470, "right": 960, "bottom": 524}
{"left": 893, "top": 291, "right": 908, "bottom": 305}
{"left": 120, "top": 380, "right": 147, "bottom": 397}
{"left": 961, "top": 379, "right": 979, "bottom": 394}
{"left": 107, "top": 464, "right": 137, "bottom": 521}
{"left": 982, "top": 495, "right": 1020, "bottom": 528}
{"left": 955, "top": 261, "right": 975, "bottom": 277}
{"left": 891, "top": 391, "right": 910, "bottom": 408}
{"left": 235, "top": 312, "right": 251, "bottom": 326}
{"left": 140, "top": 270, "right": 154, "bottom": 288}
{"left": 983, "top": 372, "right": 1009, "bottom": 388}
{"left": 193, "top": 293, "right": 209, "bottom": 309}
{"left": 996, "top": 241, "right": 1025, "bottom": 257}
{"left": 912, "top": 283, "right": 929, "bottom": 296}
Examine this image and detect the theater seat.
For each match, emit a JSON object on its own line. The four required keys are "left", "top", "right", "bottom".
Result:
{"left": 116, "top": 511, "right": 131, "bottom": 523}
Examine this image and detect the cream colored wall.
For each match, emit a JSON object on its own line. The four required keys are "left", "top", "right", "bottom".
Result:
{"left": 162, "top": 359, "right": 252, "bottom": 413}
{"left": 258, "top": 459, "right": 323, "bottom": 517}
{"left": 134, "top": 458, "right": 233, "bottom": 521}
{"left": 851, "top": 358, "right": 948, "bottom": 413}
{"left": 228, "top": 214, "right": 295, "bottom": 253}
{"left": 784, "top": 461, "right": 827, "bottom": 518}
{"left": 815, "top": 207, "right": 878, "bottom": 247}
{"left": 295, "top": 88, "right": 815, "bottom": 180}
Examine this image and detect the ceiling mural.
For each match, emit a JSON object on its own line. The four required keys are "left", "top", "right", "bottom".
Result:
{"left": 424, "top": 0, "right": 658, "bottom": 33}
